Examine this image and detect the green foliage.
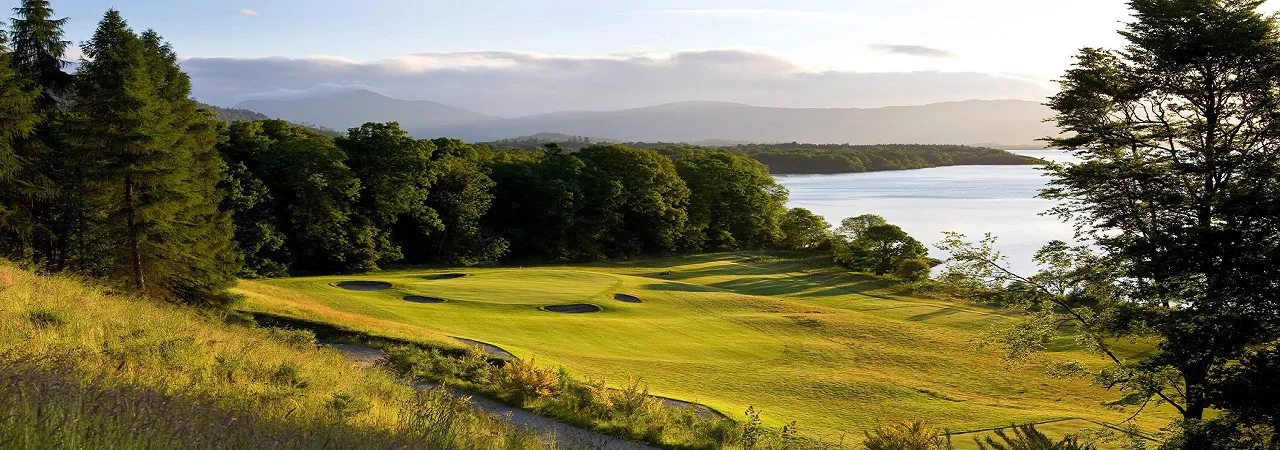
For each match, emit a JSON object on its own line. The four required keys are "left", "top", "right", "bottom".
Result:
{"left": 219, "top": 120, "right": 378, "bottom": 274}
{"left": 66, "top": 11, "right": 238, "bottom": 306}
{"left": 419, "top": 140, "right": 507, "bottom": 265}
{"left": 336, "top": 122, "right": 437, "bottom": 264}
{"left": 778, "top": 207, "right": 831, "bottom": 250}
{"left": 863, "top": 420, "right": 952, "bottom": 450}
{"left": 734, "top": 144, "right": 1034, "bottom": 175}
{"left": 577, "top": 144, "right": 691, "bottom": 257}
{"left": 974, "top": 424, "right": 1095, "bottom": 450}
{"left": 895, "top": 258, "right": 934, "bottom": 282}
{"left": 834, "top": 218, "right": 929, "bottom": 276}
{"left": 1029, "top": 0, "right": 1280, "bottom": 426}
{"left": 674, "top": 150, "right": 788, "bottom": 250}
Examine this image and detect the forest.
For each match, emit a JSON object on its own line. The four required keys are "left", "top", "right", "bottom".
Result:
{"left": 485, "top": 140, "right": 1038, "bottom": 175}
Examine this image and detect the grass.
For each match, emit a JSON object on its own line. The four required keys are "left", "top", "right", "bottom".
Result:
{"left": 235, "top": 252, "right": 1177, "bottom": 448}
{"left": 0, "top": 262, "right": 541, "bottom": 449}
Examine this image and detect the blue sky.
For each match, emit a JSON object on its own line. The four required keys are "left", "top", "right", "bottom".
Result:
{"left": 41, "top": 1, "right": 1280, "bottom": 114}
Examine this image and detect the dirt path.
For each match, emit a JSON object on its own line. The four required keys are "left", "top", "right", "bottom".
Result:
{"left": 329, "top": 344, "right": 656, "bottom": 450}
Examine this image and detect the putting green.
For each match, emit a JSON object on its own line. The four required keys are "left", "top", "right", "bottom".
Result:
{"left": 236, "top": 253, "right": 1174, "bottom": 445}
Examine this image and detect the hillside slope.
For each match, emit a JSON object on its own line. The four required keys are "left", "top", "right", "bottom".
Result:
{"left": 230, "top": 90, "right": 1056, "bottom": 146}
{"left": 0, "top": 263, "right": 537, "bottom": 449}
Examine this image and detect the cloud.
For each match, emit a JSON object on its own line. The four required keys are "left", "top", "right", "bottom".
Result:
{"left": 866, "top": 45, "right": 956, "bottom": 59}
{"left": 238, "top": 9, "right": 259, "bottom": 16}
{"left": 654, "top": 9, "right": 860, "bottom": 24}
{"left": 183, "top": 49, "right": 1053, "bottom": 116}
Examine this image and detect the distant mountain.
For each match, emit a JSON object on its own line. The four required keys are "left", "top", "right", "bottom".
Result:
{"left": 234, "top": 90, "right": 494, "bottom": 132}
{"left": 232, "top": 90, "right": 1057, "bottom": 146}
{"left": 429, "top": 100, "right": 1057, "bottom": 145}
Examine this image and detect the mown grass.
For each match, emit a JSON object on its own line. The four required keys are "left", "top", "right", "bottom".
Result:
{"left": 235, "top": 252, "right": 1176, "bottom": 448}
{"left": 0, "top": 263, "right": 541, "bottom": 449}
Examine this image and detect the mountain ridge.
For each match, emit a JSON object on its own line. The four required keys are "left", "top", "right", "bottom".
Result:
{"left": 223, "top": 90, "right": 1056, "bottom": 146}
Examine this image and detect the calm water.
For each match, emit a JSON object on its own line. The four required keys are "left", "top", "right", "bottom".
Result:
{"left": 775, "top": 151, "right": 1080, "bottom": 275}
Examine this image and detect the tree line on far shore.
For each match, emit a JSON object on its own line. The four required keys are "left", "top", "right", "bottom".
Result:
{"left": 485, "top": 140, "right": 1038, "bottom": 175}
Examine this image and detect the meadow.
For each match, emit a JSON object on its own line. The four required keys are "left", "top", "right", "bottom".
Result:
{"left": 235, "top": 252, "right": 1175, "bottom": 447}
{"left": 0, "top": 263, "right": 540, "bottom": 449}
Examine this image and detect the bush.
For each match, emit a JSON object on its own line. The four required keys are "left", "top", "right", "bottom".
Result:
{"left": 493, "top": 358, "right": 562, "bottom": 400}
{"left": 863, "top": 420, "right": 951, "bottom": 450}
{"left": 975, "top": 423, "right": 1095, "bottom": 450}
{"left": 895, "top": 258, "right": 934, "bottom": 282}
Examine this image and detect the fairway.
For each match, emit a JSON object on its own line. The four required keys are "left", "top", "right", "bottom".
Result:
{"left": 235, "top": 253, "right": 1173, "bottom": 445}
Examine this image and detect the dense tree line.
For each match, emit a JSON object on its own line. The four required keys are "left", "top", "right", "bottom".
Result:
{"left": 729, "top": 144, "right": 1036, "bottom": 174}
{"left": 487, "top": 140, "right": 1037, "bottom": 175}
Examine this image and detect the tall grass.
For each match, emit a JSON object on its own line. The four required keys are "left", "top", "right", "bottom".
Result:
{"left": 381, "top": 344, "right": 822, "bottom": 450}
{"left": 0, "top": 263, "right": 541, "bottom": 449}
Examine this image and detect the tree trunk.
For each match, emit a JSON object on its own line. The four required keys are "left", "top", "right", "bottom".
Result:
{"left": 123, "top": 175, "right": 144, "bottom": 292}
{"left": 1183, "top": 364, "right": 1209, "bottom": 420}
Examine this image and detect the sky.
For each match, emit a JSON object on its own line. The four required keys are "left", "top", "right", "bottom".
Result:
{"left": 41, "top": 0, "right": 1280, "bottom": 116}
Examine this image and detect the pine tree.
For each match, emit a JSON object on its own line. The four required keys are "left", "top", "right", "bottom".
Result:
{"left": 0, "top": 33, "right": 38, "bottom": 179}
{"left": 0, "top": 0, "right": 70, "bottom": 267}
{"left": 139, "top": 30, "right": 239, "bottom": 306}
{"left": 70, "top": 11, "right": 238, "bottom": 306}
{"left": 9, "top": 0, "right": 71, "bottom": 110}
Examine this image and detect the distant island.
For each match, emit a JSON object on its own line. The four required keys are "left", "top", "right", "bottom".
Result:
{"left": 485, "top": 139, "right": 1038, "bottom": 175}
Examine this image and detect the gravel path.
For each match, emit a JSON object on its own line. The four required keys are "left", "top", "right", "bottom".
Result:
{"left": 329, "top": 344, "right": 656, "bottom": 450}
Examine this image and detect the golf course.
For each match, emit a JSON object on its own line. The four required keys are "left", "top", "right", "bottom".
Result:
{"left": 234, "top": 252, "right": 1173, "bottom": 445}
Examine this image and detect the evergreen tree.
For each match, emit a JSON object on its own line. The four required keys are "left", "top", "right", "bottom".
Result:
{"left": 0, "top": 0, "right": 71, "bottom": 268}
{"left": 139, "top": 30, "right": 239, "bottom": 306}
{"left": 0, "top": 32, "right": 37, "bottom": 179}
{"left": 69, "top": 11, "right": 237, "bottom": 305}
{"left": 9, "top": 0, "right": 70, "bottom": 110}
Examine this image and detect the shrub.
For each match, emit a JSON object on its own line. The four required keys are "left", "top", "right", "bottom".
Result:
{"left": 863, "top": 420, "right": 951, "bottom": 450}
{"left": 895, "top": 258, "right": 934, "bottom": 282}
{"left": 493, "top": 358, "right": 561, "bottom": 400}
{"left": 975, "top": 423, "right": 1096, "bottom": 450}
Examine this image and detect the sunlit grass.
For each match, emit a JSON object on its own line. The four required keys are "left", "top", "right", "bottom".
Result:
{"left": 236, "top": 252, "right": 1177, "bottom": 447}
{"left": 0, "top": 263, "right": 540, "bottom": 449}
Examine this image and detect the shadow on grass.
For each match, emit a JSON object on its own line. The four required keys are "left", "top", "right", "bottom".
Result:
{"left": 906, "top": 307, "right": 965, "bottom": 322}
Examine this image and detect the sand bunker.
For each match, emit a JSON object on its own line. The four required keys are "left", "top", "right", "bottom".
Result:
{"left": 613, "top": 293, "right": 641, "bottom": 303}
{"left": 335, "top": 281, "right": 392, "bottom": 291}
{"left": 543, "top": 304, "right": 602, "bottom": 314}
{"left": 453, "top": 337, "right": 515, "bottom": 359}
{"left": 426, "top": 273, "right": 468, "bottom": 280}
{"left": 404, "top": 295, "right": 446, "bottom": 304}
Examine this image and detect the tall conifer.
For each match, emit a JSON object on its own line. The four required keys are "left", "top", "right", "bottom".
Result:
{"left": 0, "top": 0, "right": 71, "bottom": 267}
{"left": 70, "top": 11, "right": 236, "bottom": 305}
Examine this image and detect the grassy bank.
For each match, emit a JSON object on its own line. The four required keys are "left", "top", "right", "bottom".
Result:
{"left": 0, "top": 262, "right": 539, "bottom": 449}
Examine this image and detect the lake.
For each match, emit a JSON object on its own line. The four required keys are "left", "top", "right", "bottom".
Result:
{"left": 775, "top": 150, "right": 1080, "bottom": 275}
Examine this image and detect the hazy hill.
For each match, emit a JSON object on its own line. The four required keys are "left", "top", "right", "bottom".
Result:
{"left": 228, "top": 90, "right": 1057, "bottom": 146}
{"left": 431, "top": 100, "right": 1056, "bottom": 145}
{"left": 235, "top": 90, "right": 494, "bottom": 131}
{"left": 199, "top": 102, "right": 342, "bottom": 137}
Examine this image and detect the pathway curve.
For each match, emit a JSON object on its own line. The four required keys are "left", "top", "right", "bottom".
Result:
{"left": 330, "top": 344, "right": 656, "bottom": 450}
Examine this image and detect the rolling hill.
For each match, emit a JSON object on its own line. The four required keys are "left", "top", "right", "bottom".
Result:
{"left": 235, "top": 90, "right": 495, "bottom": 132}
{"left": 227, "top": 90, "right": 1056, "bottom": 146}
